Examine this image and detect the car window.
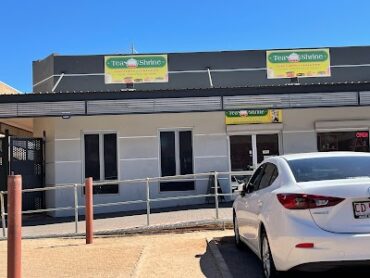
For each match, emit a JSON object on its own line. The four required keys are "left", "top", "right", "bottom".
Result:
{"left": 247, "top": 164, "right": 265, "bottom": 192}
{"left": 287, "top": 156, "right": 370, "bottom": 182}
{"left": 258, "top": 163, "right": 276, "bottom": 190}
{"left": 268, "top": 167, "right": 278, "bottom": 185}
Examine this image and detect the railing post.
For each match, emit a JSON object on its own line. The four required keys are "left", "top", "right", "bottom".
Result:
{"left": 214, "top": 171, "right": 219, "bottom": 220}
{"left": 85, "top": 178, "right": 93, "bottom": 244}
{"left": 0, "top": 191, "right": 6, "bottom": 237}
{"left": 146, "top": 177, "right": 150, "bottom": 226}
{"left": 7, "top": 175, "right": 22, "bottom": 278}
{"left": 74, "top": 184, "right": 79, "bottom": 234}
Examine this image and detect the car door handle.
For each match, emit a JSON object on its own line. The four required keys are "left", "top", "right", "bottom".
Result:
{"left": 257, "top": 200, "right": 263, "bottom": 207}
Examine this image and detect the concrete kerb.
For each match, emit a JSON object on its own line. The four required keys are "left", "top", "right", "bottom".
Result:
{"left": 206, "top": 237, "right": 233, "bottom": 278}
{"left": 0, "top": 219, "right": 233, "bottom": 241}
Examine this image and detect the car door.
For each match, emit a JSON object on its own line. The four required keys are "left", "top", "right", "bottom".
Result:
{"left": 237, "top": 164, "right": 265, "bottom": 243}
{"left": 248, "top": 163, "right": 277, "bottom": 251}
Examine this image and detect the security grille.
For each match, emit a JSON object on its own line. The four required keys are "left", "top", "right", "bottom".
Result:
{"left": 9, "top": 137, "right": 44, "bottom": 211}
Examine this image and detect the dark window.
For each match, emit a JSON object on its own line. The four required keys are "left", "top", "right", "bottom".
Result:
{"left": 247, "top": 164, "right": 264, "bottom": 193}
{"left": 84, "top": 134, "right": 100, "bottom": 181}
{"left": 104, "top": 134, "right": 117, "bottom": 180}
{"left": 84, "top": 133, "right": 118, "bottom": 194}
{"left": 160, "top": 181, "right": 195, "bottom": 191}
{"left": 230, "top": 135, "right": 253, "bottom": 171}
{"left": 160, "top": 130, "right": 194, "bottom": 191}
{"left": 318, "top": 131, "right": 369, "bottom": 152}
{"left": 287, "top": 156, "right": 370, "bottom": 183}
{"left": 258, "top": 163, "right": 277, "bottom": 190}
{"left": 160, "top": 132, "right": 176, "bottom": 176}
{"left": 256, "top": 134, "right": 279, "bottom": 163}
{"left": 92, "top": 184, "right": 118, "bottom": 194}
{"left": 269, "top": 167, "right": 278, "bottom": 185}
{"left": 179, "top": 131, "right": 193, "bottom": 175}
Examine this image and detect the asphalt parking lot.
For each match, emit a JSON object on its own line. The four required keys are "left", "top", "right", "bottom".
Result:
{"left": 215, "top": 236, "right": 370, "bottom": 277}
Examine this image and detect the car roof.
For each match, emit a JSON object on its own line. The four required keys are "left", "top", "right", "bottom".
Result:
{"left": 280, "top": 151, "right": 370, "bottom": 161}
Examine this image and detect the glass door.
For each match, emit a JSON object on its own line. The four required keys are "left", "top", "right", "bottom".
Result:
{"left": 256, "top": 134, "right": 279, "bottom": 164}
{"left": 230, "top": 134, "right": 279, "bottom": 171}
{"left": 229, "top": 135, "right": 253, "bottom": 192}
{"left": 230, "top": 135, "right": 253, "bottom": 171}
{"left": 229, "top": 133, "right": 280, "bottom": 192}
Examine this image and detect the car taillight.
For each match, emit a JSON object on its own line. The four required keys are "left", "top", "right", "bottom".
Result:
{"left": 277, "top": 193, "right": 344, "bottom": 210}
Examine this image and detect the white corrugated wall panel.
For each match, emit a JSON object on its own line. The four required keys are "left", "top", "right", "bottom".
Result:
{"left": 0, "top": 103, "right": 17, "bottom": 117}
{"left": 17, "top": 101, "right": 85, "bottom": 116}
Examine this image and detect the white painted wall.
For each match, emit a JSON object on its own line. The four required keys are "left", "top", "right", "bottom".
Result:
{"left": 35, "top": 112, "right": 230, "bottom": 216}
{"left": 33, "top": 106, "right": 370, "bottom": 216}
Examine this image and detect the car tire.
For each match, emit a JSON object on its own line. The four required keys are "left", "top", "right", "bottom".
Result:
{"left": 233, "top": 211, "right": 243, "bottom": 249}
{"left": 261, "top": 231, "right": 278, "bottom": 278}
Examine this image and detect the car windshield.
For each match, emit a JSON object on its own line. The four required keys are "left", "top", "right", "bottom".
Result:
{"left": 287, "top": 156, "right": 370, "bottom": 182}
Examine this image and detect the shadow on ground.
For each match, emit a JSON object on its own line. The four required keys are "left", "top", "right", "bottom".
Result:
{"left": 216, "top": 236, "right": 370, "bottom": 278}
{"left": 197, "top": 242, "right": 222, "bottom": 278}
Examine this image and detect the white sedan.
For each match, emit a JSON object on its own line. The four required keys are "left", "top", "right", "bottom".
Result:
{"left": 233, "top": 152, "right": 370, "bottom": 277}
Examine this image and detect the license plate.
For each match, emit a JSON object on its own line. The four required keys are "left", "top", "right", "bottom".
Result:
{"left": 353, "top": 201, "right": 370, "bottom": 219}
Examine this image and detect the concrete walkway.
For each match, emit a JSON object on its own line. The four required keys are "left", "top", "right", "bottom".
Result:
{"left": 0, "top": 230, "right": 231, "bottom": 277}
{"left": 2, "top": 206, "right": 233, "bottom": 238}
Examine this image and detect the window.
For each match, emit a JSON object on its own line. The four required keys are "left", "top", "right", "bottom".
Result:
{"left": 256, "top": 134, "right": 279, "bottom": 164}
{"left": 246, "top": 163, "right": 278, "bottom": 192}
{"left": 288, "top": 156, "right": 370, "bottom": 183}
{"left": 318, "top": 131, "right": 369, "bottom": 152}
{"left": 258, "top": 163, "right": 278, "bottom": 190}
{"left": 247, "top": 164, "right": 264, "bottom": 193}
{"left": 84, "top": 133, "right": 118, "bottom": 194}
{"left": 230, "top": 135, "right": 252, "bottom": 171}
{"left": 160, "top": 130, "right": 194, "bottom": 191}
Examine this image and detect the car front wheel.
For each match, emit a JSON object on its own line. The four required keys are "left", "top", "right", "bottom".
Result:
{"left": 261, "top": 232, "right": 277, "bottom": 278}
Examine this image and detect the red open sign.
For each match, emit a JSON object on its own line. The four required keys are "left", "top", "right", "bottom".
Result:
{"left": 356, "top": 132, "right": 369, "bottom": 138}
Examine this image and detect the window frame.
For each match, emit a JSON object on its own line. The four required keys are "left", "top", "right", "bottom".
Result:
{"left": 82, "top": 130, "right": 119, "bottom": 195}
{"left": 158, "top": 128, "right": 194, "bottom": 192}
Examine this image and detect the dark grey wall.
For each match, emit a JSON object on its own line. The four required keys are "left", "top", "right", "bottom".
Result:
{"left": 32, "top": 46, "right": 370, "bottom": 93}
{"left": 32, "top": 54, "right": 55, "bottom": 93}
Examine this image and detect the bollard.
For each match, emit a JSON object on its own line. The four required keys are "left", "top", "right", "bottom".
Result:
{"left": 7, "top": 175, "right": 22, "bottom": 278}
{"left": 85, "top": 177, "right": 93, "bottom": 244}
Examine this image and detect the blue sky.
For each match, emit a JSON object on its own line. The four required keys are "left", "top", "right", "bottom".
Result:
{"left": 1, "top": 0, "right": 370, "bottom": 92}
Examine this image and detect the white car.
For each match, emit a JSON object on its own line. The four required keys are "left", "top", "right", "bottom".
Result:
{"left": 233, "top": 152, "right": 370, "bottom": 277}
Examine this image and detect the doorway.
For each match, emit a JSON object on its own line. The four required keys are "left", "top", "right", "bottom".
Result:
{"left": 0, "top": 136, "right": 44, "bottom": 211}
{"left": 229, "top": 134, "right": 279, "bottom": 171}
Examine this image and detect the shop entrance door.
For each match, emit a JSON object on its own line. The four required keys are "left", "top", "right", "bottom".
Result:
{"left": 0, "top": 137, "right": 45, "bottom": 212}
{"left": 10, "top": 137, "right": 44, "bottom": 211}
{"left": 230, "top": 134, "right": 279, "bottom": 171}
